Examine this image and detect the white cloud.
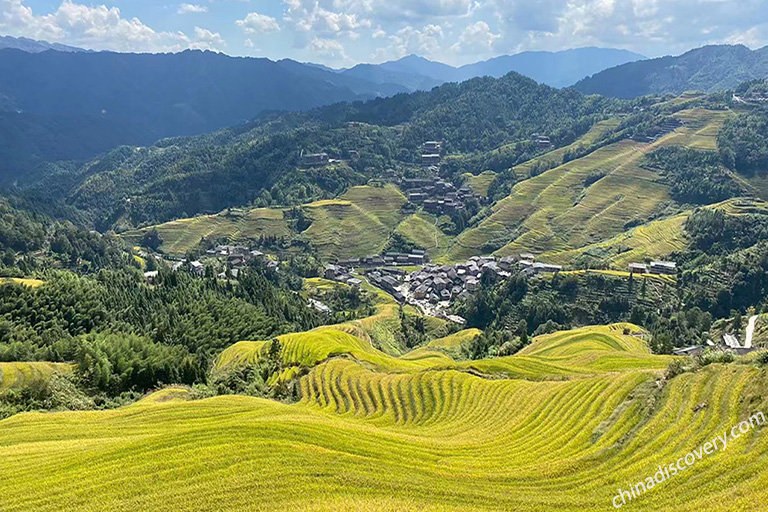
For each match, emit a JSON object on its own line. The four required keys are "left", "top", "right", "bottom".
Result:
{"left": 236, "top": 12, "right": 280, "bottom": 34}
{"left": 191, "top": 27, "right": 225, "bottom": 50}
{"left": 451, "top": 21, "right": 500, "bottom": 53}
{"left": 283, "top": 0, "right": 368, "bottom": 36}
{"left": 310, "top": 37, "right": 347, "bottom": 59}
{"left": 0, "top": 0, "right": 227, "bottom": 52}
{"left": 501, "top": 0, "right": 768, "bottom": 56}
{"left": 177, "top": 4, "right": 208, "bottom": 15}
{"left": 377, "top": 23, "right": 444, "bottom": 59}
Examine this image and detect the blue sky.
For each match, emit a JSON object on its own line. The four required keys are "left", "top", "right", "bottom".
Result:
{"left": 2, "top": 0, "right": 767, "bottom": 66}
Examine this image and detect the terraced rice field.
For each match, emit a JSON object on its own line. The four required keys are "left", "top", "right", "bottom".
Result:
{"left": 666, "top": 108, "right": 733, "bottom": 151}
{"left": 395, "top": 213, "right": 452, "bottom": 258}
{"left": 541, "top": 198, "right": 767, "bottom": 269}
{"left": 301, "top": 185, "right": 407, "bottom": 259}
{"left": 446, "top": 138, "right": 670, "bottom": 260}
{"left": 3, "top": 320, "right": 766, "bottom": 511}
{"left": 123, "top": 208, "right": 290, "bottom": 256}
{"left": 445, "top": 109, "right": 739, "bottom": 263}
{"left": 462, "top": 170, "right": 496, "bottom": 197}
{"left": 511, "top": 119, "right": 621, "bottom": 179}
{"left": 540, "top": 213, "right": 689, "bottom": 268}
{"left": 423, "top": 328, "right": 482, "bottom": 358}
{"left": 0, "top": 362, "right": 71, "bottom": 393}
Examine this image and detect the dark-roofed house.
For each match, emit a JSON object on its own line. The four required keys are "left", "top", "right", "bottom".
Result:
{"left": 650, "top": 261, "right": 676, "bottom": 275}
{"left": 301, "top": 152, "right": 329, "bottom": 166}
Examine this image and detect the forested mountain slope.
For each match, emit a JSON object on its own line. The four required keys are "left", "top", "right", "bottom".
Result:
{"left": 575, "top": 45, "right": 768, "bottom": 98}
{"left": 0, "top": 49, "right": 405, "bottom": 181}
{"left": 26, "top": 72, "right": 622, "bottom": 230}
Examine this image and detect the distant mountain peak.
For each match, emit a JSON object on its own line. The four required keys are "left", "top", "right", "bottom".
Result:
{"left": 0, "top": 35, "right": 86, "bottom": 54}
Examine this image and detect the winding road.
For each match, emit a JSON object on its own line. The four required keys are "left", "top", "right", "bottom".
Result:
{"left": 744, "top": 315, "right": 759, "bottom": 349}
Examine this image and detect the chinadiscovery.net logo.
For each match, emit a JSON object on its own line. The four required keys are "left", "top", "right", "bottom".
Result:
{"left": 612, "top": 410, "right": 766, "bottom": 508}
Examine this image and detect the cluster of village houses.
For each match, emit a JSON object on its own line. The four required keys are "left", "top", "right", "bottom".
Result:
{"left": 323, "top": 252, "right": 564, "bottom": 321}
{"left": 400, "top": 176, "right": 481, "bottom": 216}
{"left": 146, "top": 138, "right": 686, "bottom": 323}
{"left": 143, "top": 244, "right": 278, "bottom": 282}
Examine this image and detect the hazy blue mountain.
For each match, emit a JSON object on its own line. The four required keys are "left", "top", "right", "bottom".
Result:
{"left": 277, "top": 59, "right": 409, "bottom": 97}
{"left": 337, "top": 48, "right": 645, "bottom": 91}
{"left": 341, "top": 63, "right": 443, "bottom": 93}
{"left": 0, "top": 35, "right": 85, "bottom": 53}
{"left": 372, "top": 55, "right": 459, "bottom": 83}
{"left": 454, "top": 47, "right": 646, "bottom": 87}
{"left": 574, "top": 45, "right": 768, "bottom": 98}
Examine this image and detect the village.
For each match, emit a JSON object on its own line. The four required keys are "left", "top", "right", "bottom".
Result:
{"left": 323, "top": 252, "right": 568, "bottom": 324}
{"left": 142, "top": 243, "right": 279, "bottom": 283}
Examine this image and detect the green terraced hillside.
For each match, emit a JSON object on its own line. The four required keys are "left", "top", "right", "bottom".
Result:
{"left": 462, "top": 171, "right": 496, "bottom": 197}
{"left": 301, "top": 185, "right": 407, "bottom": 259}
{"left": 123, "top": 208, "right": 290, "bottom": 256}
{"left": 445, "top": 108, "right": 731, "bottom": 262}
{"left": 394, "top": 213, "right": 452, "bottom": 259}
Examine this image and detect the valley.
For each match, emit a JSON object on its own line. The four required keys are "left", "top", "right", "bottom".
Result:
{"left": 0, "top": 35, "right": 767, "bottom": 512}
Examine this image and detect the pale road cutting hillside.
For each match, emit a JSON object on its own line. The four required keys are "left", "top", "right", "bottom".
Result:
{"left": 745, "top": 315, "right": 759, "bottom": 349}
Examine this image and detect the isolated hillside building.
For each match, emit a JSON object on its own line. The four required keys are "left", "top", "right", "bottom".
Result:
{"left": 143, "top": 270, "right": 159, "bottom": 284}
{"left": 532, "top": 262, "right": 563, "bottom": 274}
{"left": 301, "top": 151, "right": 329, "bottom": 167}
{"left": 532, "top": 133, "right": 553, "bottom": 149}
{"left": 628, "top": 263, "right": 648, "bottom": 274}
{"left": 650, "top": 261, "right": 677, "bottom": 274}
{"left": 422, "top": 141, "right": 443, "bottom": 154}
{"left": 189, "top": 261, "right": 204, "bottom": 276}
{"left": 673, "top": 346, "right": 703, "bottom": 356}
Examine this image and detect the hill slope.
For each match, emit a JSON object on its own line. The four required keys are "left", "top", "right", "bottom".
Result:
{"left": 31, "top": 71, "right": 619, "bottom": 231}
{"left": 445, "top": 107, "right": 731, "bottom": 262}
{"left": 3, "top": 322, "right": 767, "bottom": 511}
{"left": 575, "top": 45, "right": 768, "bottom": 98}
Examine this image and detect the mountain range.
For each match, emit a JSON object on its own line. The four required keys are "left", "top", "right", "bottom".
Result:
{"left": 575, "top": 44, "right": 768, "bottom": 98}
{"left": 0, "top": 41, "right": 643, "bottom": 181}
{"left": 339, "top": 47, "right": 646, "bottom": 90}
{"left": 2, "top": 35, "right": 767, "bottom": 184}
{"left": 0, "top": 35, "right": 86, "bottom": 53}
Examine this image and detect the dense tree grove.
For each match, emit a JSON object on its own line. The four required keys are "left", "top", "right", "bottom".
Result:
{"left": 0, "top": 266, "right": 320, "bottom": 393}
{"left": 456, "top": 270, "right": 682, "bottom": 357}
{"left": 0, "top": 198, "right": 131, "bottom": 274}
{"left": 685, "top": 208, "right": 768, "bottom": 254}
{"left": 718, "top": 111, "right": 768, "bottom": 175}
{"left": 645, "top": 147, "right": 742, "bottom": 204}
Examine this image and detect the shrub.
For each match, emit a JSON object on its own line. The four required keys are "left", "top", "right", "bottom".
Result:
{"left": 697, "top": 349, "right": 735, "bottom": 366}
